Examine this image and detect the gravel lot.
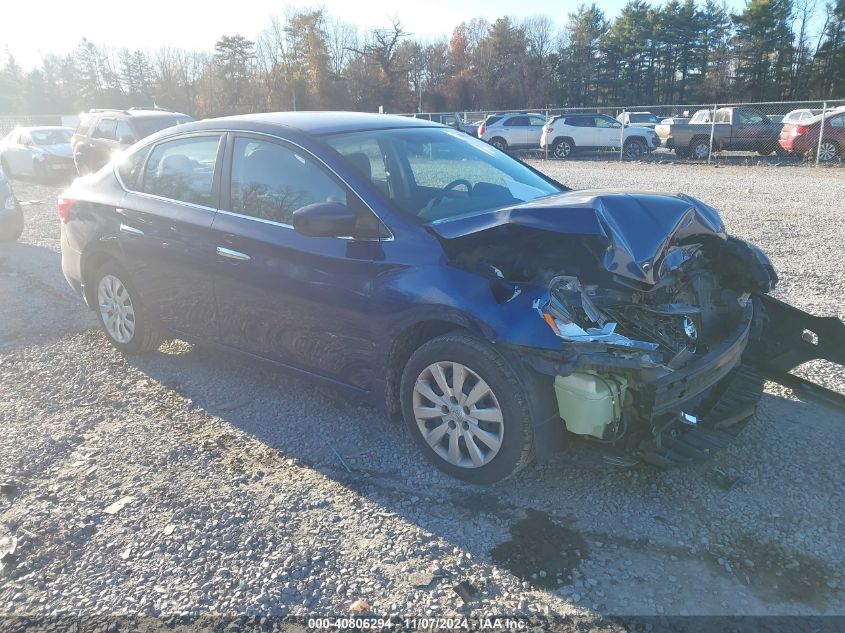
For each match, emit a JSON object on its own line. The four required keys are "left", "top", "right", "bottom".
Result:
{"left": 1, "top": 161, "right": 843, "bottom": 621}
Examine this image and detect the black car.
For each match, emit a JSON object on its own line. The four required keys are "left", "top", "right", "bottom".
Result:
{"left": 72, "top": 107, "right": 194, "bottom": 175}
{"left": 59, "top": 112, "right": 844, "bottom": 483}
{"left": 0, "top": 165, "right": 23, "bottom": 242}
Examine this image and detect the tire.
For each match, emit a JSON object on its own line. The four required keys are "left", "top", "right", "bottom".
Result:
{"left": 0, "top": 207, "right": 24, "bottom": 242}
{"left": 689, "top": 138, "right": 711, "bottom": 160}
{"left": 624, "top": 138, "right": 647, "bottom": 159}
{"left": 816, "top": 140, "right": 839, "bottom": 162}
{"left": 551, "top": 138, "right": 573, "bottom": 159}
{"left": 399, "top": 332, "right": 535, "bottom": 484}
{"left": 91, "top": 260, "right": 162, "bottom": 354}
{"left": 489, "top": 137, "right": 508, "bottom": 152}
{"left": 775, "top": 146, "right": 790, "bottom": 157}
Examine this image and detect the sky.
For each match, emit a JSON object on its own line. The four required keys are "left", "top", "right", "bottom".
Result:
{"left": 1, "top": 0, "right": 743, "bottom": 70}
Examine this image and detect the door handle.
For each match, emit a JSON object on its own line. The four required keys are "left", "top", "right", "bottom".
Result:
{"left": 119, "top": 223, "right": 144, "bottom": 236}
{"left": 216, "top": 247, "right": 251, "bottom": 261}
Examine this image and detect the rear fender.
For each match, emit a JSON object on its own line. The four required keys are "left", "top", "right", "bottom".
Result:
{"left": 744, "top": 295, "right": 845, "bottom": 409}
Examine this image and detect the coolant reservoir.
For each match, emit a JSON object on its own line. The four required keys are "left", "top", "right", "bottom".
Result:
{"left": 554, "top": 373, "right": 627, "bottom": 439}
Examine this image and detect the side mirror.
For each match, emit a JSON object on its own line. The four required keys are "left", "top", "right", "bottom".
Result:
{"left": 293, "top": 202, "right": 358, "bottom": 238}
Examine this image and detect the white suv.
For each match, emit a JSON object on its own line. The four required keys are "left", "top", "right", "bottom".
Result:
{"left": 478, "top": 113, "right": 547, "bottom": 151}
{"left": 540, "top": 113, "right": 661, "bottom": 159}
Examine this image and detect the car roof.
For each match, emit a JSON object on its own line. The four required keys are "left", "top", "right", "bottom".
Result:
{"left": 172, "top": 111, "right": 442, "bottom": 136}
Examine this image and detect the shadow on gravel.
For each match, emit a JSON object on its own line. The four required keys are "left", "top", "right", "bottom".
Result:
{"left": 121, "top": 341, "right": 841, "bottom": 613}
{"left": 0, "top": 243, "right": 92, "bottom": 349}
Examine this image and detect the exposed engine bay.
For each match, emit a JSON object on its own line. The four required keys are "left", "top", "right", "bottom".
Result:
{"left": 432, "top": 191, "right": 845, "bottom": 468}
{"left": 443, "top": 225, "right": 782, "bottom": 465}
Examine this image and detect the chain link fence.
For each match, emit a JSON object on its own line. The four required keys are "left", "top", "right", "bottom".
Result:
{"left": 405, "top": 100, "right": 845, "bottom": 166}
{"left": 0, "top": 115, "right": 67, "bottom": 136}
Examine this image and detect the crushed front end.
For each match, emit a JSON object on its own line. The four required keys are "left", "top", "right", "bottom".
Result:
{"left": 431, "top": 190, "right": 845, "bottom": 468}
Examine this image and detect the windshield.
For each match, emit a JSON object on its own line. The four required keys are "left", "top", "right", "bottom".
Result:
{"left": 324, "top": 127, "right": 563, "bottom": 223}
{"left": 630, "top": 113, "right": 658, "bottom": 123}
{"left": 133, "top": 115, "right": 194, "bottom": 139}
{"left": 31, "top": 129, "right": 73, "bottom": 145}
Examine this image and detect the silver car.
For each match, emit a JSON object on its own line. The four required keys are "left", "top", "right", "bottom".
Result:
{"left": 0, "top": 126, "right": 76, "bottom": 180}
{"left": 478, "top": 113, "right": 548, "bottom": 151}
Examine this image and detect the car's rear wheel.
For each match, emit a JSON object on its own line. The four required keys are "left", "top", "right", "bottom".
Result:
{"left": 552, "top": 138, "right": 573, "bottom": 159}
{"left": 0, "top": 207, "right": 24, "bottom": 242}
{"left": 400, "top": 332, "right": 534, "bottom": 484}
{"left": 690, "top": 138, "right": 711, "bottom": 160}
{"left": 817, "top": 140, "right": 839, "bottom": 162}
{"left": 624, "top": 138, "right": 647, "bottom": 159}
{"left": 92, "top": 261, "right": 161, "bottom": 354}
{"left": 490, "top": 137, "right": 508, "bottom": 151}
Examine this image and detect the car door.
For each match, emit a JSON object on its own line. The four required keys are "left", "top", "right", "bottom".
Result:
{"left": 116, "top": 134, "right": 223, "bottom": 339}
{"left": 209, "top": 133, "right": 381, "bottom": 389}
{"left": 734, "top": 109, "right": 769, "bottom": 150}
{"left": 594, "top": 115, "right": 622, "bottom": 148}
{"left": 501, "top": 116, "right": 529, "bottom": 147}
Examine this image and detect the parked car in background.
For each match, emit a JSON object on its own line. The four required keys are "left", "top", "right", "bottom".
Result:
{"left": 72, "top": 107, "right": 194, "bottom": 175}
{"left": 655, "top": 107, "right": 785, "bottom": 159}
{"left": 540, "top": 113, "right": 660, "bottom": 159}
{"left": 0, "top": 126, "right": 75, "bottom": 180}
{"left": 616, "top": 111, "right": 660, "bottom": 128}
{"left": 0, "top": 165, "right": 23, "bottom": 242}
{"left": 478, "top": 112, "right": 548, "bottom": 150}
{"left": 779, "top": 109, "right": 845, "bottom": 161}
{"left": 782, "top": 108, "right": 822, "bottom": 124}
{"left": 58, "top": 111, "right": 844, "bottom": 483}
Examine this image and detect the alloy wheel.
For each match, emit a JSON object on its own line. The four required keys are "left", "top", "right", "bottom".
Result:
{"left": 692, "top": 142, "right": 710, "bottom": 160}
{"left": 98, "top": 274, "right": 136, "bottom": 344}
{"left": 818, "top": 141, "right": 838, "bottom": 162}
{"left": 625, "top": 140, "right": 644, "bottom": 159}
{"left": 554, "top": 141, "right": 571, "bottom": 158}
{"left": 412, "top": 361, "right": 504, "bottom": 469}
{"left": 491, "top": 139, "right": 506, "bottom": 151}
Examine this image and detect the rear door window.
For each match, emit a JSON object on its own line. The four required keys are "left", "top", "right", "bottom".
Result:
{"left": 829, "top": 114, "right": 845, "bottom": 128}
{"left": 504, "top": 116, "right": 529, "bottom": 126}
{"left": 93, "top": 119, "right": 117, "bottom": 140}
{"left": 142, "top": 135, "right": 221, "bottom": 207}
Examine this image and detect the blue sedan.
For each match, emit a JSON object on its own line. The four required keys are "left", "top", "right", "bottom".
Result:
{"left": 59, "top": 112, "right": 845, "bottom": 483}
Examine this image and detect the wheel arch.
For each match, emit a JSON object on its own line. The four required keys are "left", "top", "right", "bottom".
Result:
{"left": 79, "top": 247, "right": 123, "bottom": 309}
{"left": 384, "top": 319, "right": 471, "bottom": 419}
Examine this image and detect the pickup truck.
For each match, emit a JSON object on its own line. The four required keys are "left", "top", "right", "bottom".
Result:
{"left": 655, "top": 107, "right": 785, "bottom": 159}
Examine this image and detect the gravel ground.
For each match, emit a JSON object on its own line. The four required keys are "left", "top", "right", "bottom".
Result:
{"left": 1, "top": 163, "right": 843, "bottom": 621}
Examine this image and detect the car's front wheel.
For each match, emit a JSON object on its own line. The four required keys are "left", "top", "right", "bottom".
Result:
{"left": 92, "top": 261, "right": 161, "bottom": 354}
{"left": 400, "top": 332, "right": 534, "bottom": 484}
{"left": 624, "top": 138, "right": 647, "bottom": 159}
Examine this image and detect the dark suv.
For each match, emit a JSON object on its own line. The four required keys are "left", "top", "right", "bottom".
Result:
{"left": 72, "top": 107, "right": 193, "bottom": 175}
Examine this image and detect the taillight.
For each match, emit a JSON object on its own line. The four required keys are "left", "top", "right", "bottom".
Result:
{"left": 57, "top": 197, "right": 74, "bottom": 224}
{"left": 479, "top": 126, "right": 486, "bottom": 136}
{"left": 794, "top": 126, "right": 809, "bottom": 135}
{"left": 547, "top": 127, "right": 554, "bottom": 133}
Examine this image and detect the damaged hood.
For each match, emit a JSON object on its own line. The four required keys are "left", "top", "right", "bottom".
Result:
{"left": 428, "top": 190, "right": 727, "bottom": 284}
